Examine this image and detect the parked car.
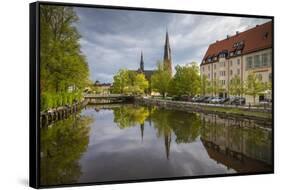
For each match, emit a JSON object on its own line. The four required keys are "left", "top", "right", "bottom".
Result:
{"left": 171, "top": 96, "right": 181, "bottom": 101}
{"left": 195, "top": 96, "right": 207, "bottom": 102}
{"left": 204, "top": 97, "right": 215, "bottom": 103}
{"left": 180, "top": 95, "right": 192, "bottom": 102}
{"left": 191, "top": 96, "right": 200, "bottom": 102}
{"left": 210, "top": 97, "right": 223, "bottom": 104}
{"left": 220, "top": 97, "right": 230, "bottom": 104}
{"left": 230, "top": 97, "right": 245, "bottom": 105}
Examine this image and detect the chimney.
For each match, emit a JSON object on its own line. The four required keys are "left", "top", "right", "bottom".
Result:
{"left": 256, "top": 24, "right": 259, "bottom": 27}
{"left": 226, "top": 35, "right": 230, "bottom": 39}
{"left": 216, "top": 40, "right": 219, "bottom": 43}
{"left": 236, "top": 31, "right": 239, "bottom": 35}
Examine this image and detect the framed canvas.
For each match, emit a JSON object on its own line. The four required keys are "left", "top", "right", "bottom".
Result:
{"left": 30, "top": 1, "right": 274, "bottom": 188}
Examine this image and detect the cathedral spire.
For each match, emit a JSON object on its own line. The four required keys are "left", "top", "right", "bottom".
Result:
{"left": 163, "top": 30, "right": 172, "bottom": 76}
{"left": 140, "top": 51, "right": 144, "bottom": 72}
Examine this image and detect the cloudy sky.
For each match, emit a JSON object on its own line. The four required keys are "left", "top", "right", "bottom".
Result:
{"left": 74, "top": 7, "right": 270, "bottom": 83}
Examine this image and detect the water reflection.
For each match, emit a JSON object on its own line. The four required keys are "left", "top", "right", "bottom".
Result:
{"left": 40, "top": 113, "right": 92, "bottom": 186}
{"left": 41, "top": 104, "right": 272, "bottom": 185}
{"left": 200, "top": 114, "right": 272, "bottom": 172}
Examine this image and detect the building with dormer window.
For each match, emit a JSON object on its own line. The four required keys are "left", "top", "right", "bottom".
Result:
{"left": 200, "top": 21, "right": 272, "bottom": 103}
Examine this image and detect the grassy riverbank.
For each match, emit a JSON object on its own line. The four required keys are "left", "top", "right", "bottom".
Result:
{"left": 137, "top": 97, "right": 272, "bottom": 121}
{"left": 201, "top": 106, "right": 272, "bottom": 119}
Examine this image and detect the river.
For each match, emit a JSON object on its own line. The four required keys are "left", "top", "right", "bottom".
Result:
{"left": 40, "top": 104, "right": 272, "bottom": 186}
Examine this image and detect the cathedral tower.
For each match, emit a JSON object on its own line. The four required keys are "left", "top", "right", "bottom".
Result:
{"left": 140, "top": 51, "right": 144, "bottom": 72}
{"left": 163, "top": 31, "right": 172, "bottom": 76}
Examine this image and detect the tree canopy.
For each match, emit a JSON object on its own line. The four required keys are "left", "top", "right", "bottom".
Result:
{"left": 169, "top": 62, "right": 201, "bottom": 97}
{"left": 151, "top": 62, "right": 172, "bottom": 98}
{"left": 40, "top": 5, "right": 90, "bottom": 110}
{"left": 111, "top": 69, "right": 149, "bottom": 95}
{"left": 229, "top": 75, "right": 245, "bottom": 97}
{"left": 245, "top": 72, "right": 266, "bottom": 104}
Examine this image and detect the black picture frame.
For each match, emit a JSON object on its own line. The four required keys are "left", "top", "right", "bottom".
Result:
{"left": 30, "top": 1, "right": 274, "bottom": 188}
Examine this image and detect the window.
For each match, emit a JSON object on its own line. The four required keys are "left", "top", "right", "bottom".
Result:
{"left": 219, "top": 53, "right": 225, "bottom": 58}
{"left": 220, "top": 71, "right": 226, "bottom": 76}
{"left": 237, "top": 59, "right": 240, "bottom": 65}
{"left": 214, "top": 72, "right": 216, "bottom": 78}
{"left": 254, "top": 55, "right": 261, "bottom": 68}
{"left": 246, "top": 56, "right": 253, "bottom": 70}
{"left": 269, "top": 53, "right": 272, "bottom": 66}
{"left": 230, "top": 52, "right": 234, "bottom": 57}
{"left": 236, "top": 50, "right": 241, "bottom": 55}
{"left": 230, "top": 61, "right": 232, "bottom": 67}
{"left": 237, "top": 69, "right": 240, "bottom": 75}
{"left": 230, "top": 70, "right": 233, "bottom": 75}
{"left": 208, "top": 73, "right": 210, "bottom": 79}
{"left": 208, "top": 65, "right": 210, "bottom": 71}
{"left": 262, "top": 53, "right": 268, "bottom": 67}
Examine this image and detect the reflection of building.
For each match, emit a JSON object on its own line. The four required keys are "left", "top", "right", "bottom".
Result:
{"left": 200, "top": 113, "right": 272, "bottom": 172}
{"left": 140, "top": 123, "right": 144, "bottom": 141}
{"left": 164, "top": 131, "right": 171, "bottom": 160}
{"left": 200, "top": 21, "right": 272, "bottom": 103}
{"left": 201, "top": 139, "right": 272, "bottom": 173}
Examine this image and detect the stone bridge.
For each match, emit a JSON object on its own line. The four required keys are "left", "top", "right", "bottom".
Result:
{"left": 84, "top": 94, "right": 135, "bottom": 104}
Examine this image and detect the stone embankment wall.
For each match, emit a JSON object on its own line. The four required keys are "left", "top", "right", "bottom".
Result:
{"left": 135, "top": 97, "right": 272, "bottom": 124}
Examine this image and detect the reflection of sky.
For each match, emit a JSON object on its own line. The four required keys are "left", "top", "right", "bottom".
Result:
{"left": 78, "top": 108, "right": 234, "bottom": 183}
{"left": 74, "top": 7, "right": 271, "bottom": 83}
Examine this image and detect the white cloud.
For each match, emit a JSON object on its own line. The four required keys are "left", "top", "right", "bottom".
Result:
{"left": 75, "top": 7, "right": 270, "bottom": 83}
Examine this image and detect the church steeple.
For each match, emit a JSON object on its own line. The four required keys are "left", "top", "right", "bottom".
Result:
{"left": 163, "top": 30, "right": 172, "bottom": 75}
{"left": 140, "top": 51, "right": 144, "bottom": 72}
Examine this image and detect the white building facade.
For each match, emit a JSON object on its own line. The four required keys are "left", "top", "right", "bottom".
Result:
{"left": 200, "top": 21, "right": 272, "bottom": 104}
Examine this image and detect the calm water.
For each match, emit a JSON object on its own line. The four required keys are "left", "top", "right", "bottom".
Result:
{"left": 40, "top": 104, "right": 272, "bottom": 186}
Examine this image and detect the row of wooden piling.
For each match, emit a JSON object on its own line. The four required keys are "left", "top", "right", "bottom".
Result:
{"left": 40, "top": 100, "right": 88, "bottom": 128}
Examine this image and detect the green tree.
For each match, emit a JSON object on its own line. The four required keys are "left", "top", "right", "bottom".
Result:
{"left": 212, "top": 78, "right": 222, "bottom": 96}
{"left": 40, "top": 6, "right": 90, "bottom": 111}
{"left": 200, "top": 74, "right": 208, "bottom": 96}
{"left": 112, "top": 69, "right": 148, "bottom": 94}
{"left": 134, "top": 73, "right": 149, "bottom": 94}
{"left": 169, "top": 62, "right": 201, "bottom": 97}
{"left": 151, "top": 62, "right": 172, "bottom": 98}
{"left": 112, "top": 69, "right": 130, "bottom": 94}
{"left": 245, "top": 72, "right": 266, "bottom": 104}
{"left": 206, "top": 79, "right": 213, "bottom": 96}
{"left": 229, "top": 75, "right": 245, "bottom": 97}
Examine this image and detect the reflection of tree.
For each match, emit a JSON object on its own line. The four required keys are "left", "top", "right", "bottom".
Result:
{"left": 151, "top": 109, "right": 172, "bottom": 159}
{"left": 170, "top": 112, "right": 201, "bottom": 143}
{"left": 40, "top": 114, "right": 92, "bottom": 186}
{"left": 112, "top": 105, "right": 150, "bottom": 129}
{"left": 151, "top": 109, "right": 201, "bottom": 159}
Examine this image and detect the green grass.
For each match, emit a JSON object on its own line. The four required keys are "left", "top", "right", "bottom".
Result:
{"left": 202, "top": 106, "right": 272, "bottom": 119}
